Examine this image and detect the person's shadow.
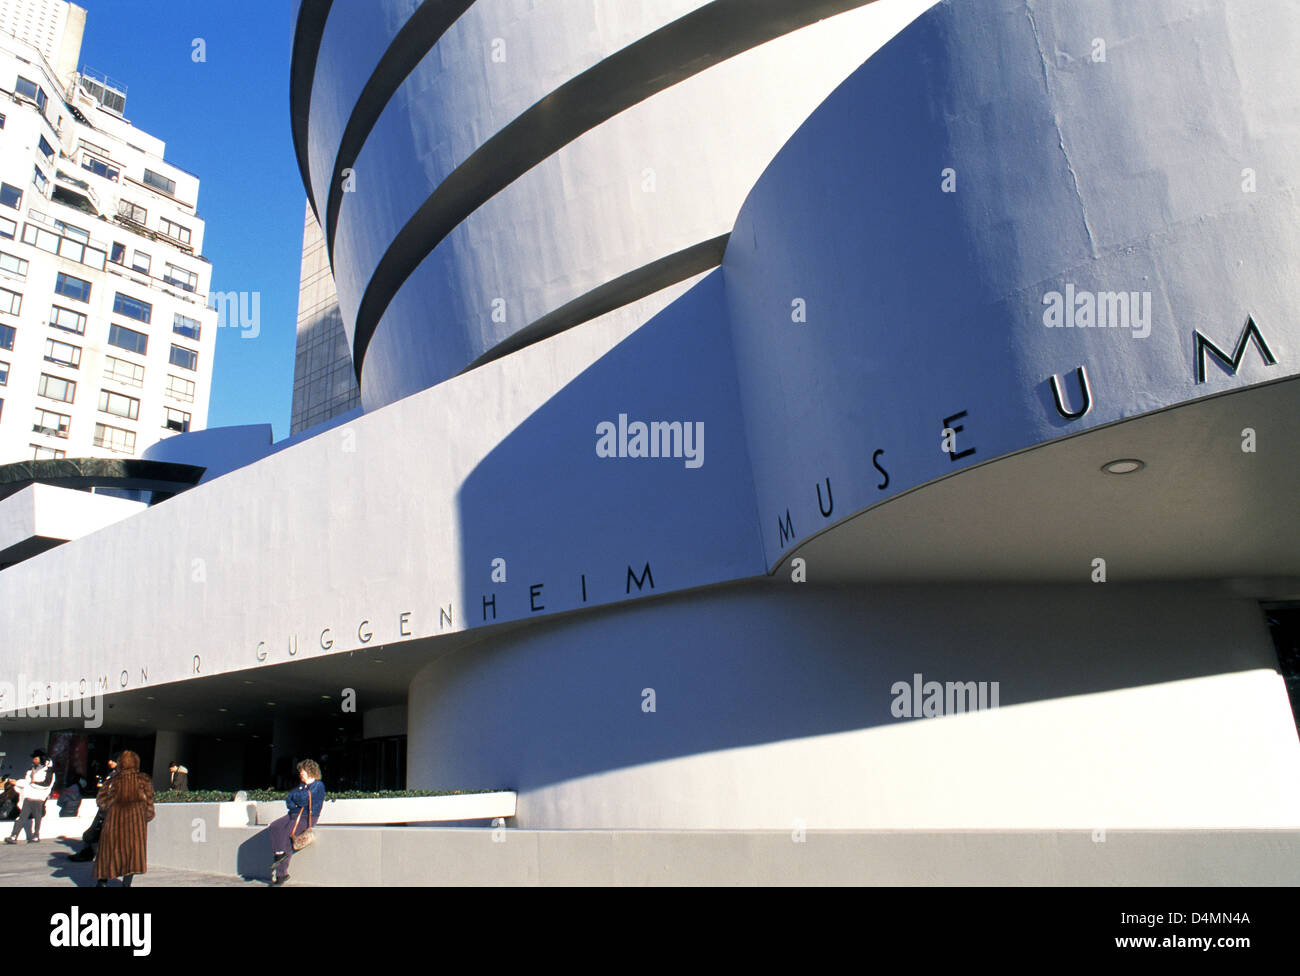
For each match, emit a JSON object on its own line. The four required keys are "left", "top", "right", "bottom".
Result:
{"left": 47, "top": 839, "right": 97, "bottom": 887}
{"left": 236, "top": 829, "right": 275, "bottom": 884}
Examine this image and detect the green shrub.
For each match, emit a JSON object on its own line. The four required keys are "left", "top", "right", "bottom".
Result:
{"left": 153, "top": 788, "right": 506, "bottom": 804}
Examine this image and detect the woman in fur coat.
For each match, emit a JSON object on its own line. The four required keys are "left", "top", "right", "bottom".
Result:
{"left": 94, "top": 750, "right": 155, "bottom": 886}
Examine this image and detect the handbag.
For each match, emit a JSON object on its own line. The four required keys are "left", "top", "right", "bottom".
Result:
{"left": 290, "top": 790, "right": 316, "bottom": 851}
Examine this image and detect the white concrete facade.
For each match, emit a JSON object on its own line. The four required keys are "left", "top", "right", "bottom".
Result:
{"left": 0, "top": 0, "right": 1296, "bottom": 845}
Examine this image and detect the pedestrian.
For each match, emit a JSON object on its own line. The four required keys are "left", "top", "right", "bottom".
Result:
{"left": 57, "top": 778, "right": 83, "bottom": 817}
{"left": 0, "top": 779, "right": 19, "bottom": 821}
{"left": 93, "top": 750, "right": 154, "bottom": 887}
{"left": 269, "top": 759, "right": 325, "bottom": 886}
{"left": 4, "top": 750, "right": 54, "bottom": 844}
{"left": 68, "top": 756, "right": 115, "bottom": 862}
{"left": 167, "top": 761, "right": 188, "bottom": 792}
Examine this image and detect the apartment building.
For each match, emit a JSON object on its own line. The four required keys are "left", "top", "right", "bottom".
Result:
{"left": 0, "top": 0, "right": 217, "bottom": 464}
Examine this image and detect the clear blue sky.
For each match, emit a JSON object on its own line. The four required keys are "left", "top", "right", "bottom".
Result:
{"left": 78, "top": 0, "right": 304, "bottom": 439}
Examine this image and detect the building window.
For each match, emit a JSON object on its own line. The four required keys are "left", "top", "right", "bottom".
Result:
{"left": 0, "top": 251, "right": 27, "bottom": 278}
{"left": 117, "top": 200, "right": 146, "bottom": 224}
{"left": 15, "top": 76, "right": 46, "bottom": 114}
{"left": 33, "top": 407, "right": 70, "bottom": 438}
{"left": 142, "top": 169, "right": 176, "bottom": 196}
{"left": 33, "top": 166, "right": 47, "bottom": 193}
{"left": 43, "top": 337, "right": 81, "bottom": 368}
{"left": 0, "top": 359, "right": 8, "bottom": 385}
{"left": 163, "top": 406, "right": 191, "bottom": 432}
{"left": 38, "top": 372, "right": 75, "bottom": 403}
{"left": 37, "top": 135, "right": 53, "bottom": 161}
{"left": 98, "top": 388, "right": 140, "bottom": 421}
{"left": 54, "top": 219, "right": 88, "bottom": 242}
{"left": 82, "top": 156, "right": 119, "bottom": 182}
{"left": 110, "top": 242, "right": 125, "bottom": 264}
{"left": 0, "top": 287, "right": 21, "bottom": 315}
{"left": 82, "top": 245, "right": 106, "bottom": 271}
{"left": 31, "top": 444, "right": 65, "bottom": 460}
{"left": 164, "top": 264, "right": 197, "bottom": 292}
{"left": 107, "top": 323, "right": 147, "bottom": 356}
{"left": 54, "top": 272, "right": 91, "bottom": 303}
{"left": 103, "top": 355, "right": 145, "bottom": 388}
{"left": 130, "top": 250, "right": 150, "bottom": 274}
{"left": 0, "top": 216, "right": 15, "bottom": 240}
{"left": 0, "top": 253, "right": 25, "bottom": 280}
{"left": 22, "top": 222, "right": 59, "bottom": 253}
{"left": 93, "top": 422, "right": 135, "bottom": 454}
{"left": 173, "top": 313, "right": 201, "bottom": 341}
{"left": 0, "top": 183, "right": 21, "bottom": 210}
{"left": 169, "top": 344, "right": 198, "bottom": 371}
{"left": 113, "top": 292, "right": 152, "bottom": 323}
{"left": 49, "top": 304, "right": 86, "bottom": 334}
{"left": 165, "top": 374, "right": 195, "bottom": 403}
{"left": 0, "top": 323, "right": 13, "bottom": 350}
{"left": 0, "top": 113, "right": 5, "bottom": 128}
{"left": 159, "top": 218, "right": 191, "bottom": 245}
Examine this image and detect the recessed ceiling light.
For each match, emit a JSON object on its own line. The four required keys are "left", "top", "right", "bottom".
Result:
{"left": 218, "top": 707, "right": 228, "bottom": 712}
{"left": 1102, "top": 458, "right": 1145, "bottom": 474}
{"left": 266, "top": 701, "right": 276, "bottom": 706}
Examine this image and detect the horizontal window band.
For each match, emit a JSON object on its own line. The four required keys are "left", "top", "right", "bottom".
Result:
{"left": 459, "top": 233, "right": 729, "bottom": 375}
{"left": 347, "top": 0, "right": 877, "bottom": 380}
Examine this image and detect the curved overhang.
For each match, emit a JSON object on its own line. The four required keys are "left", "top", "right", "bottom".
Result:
{"left": 775, "top": 375, "right": 1300, "bottom": 589}
{"left": 0, "top": 457, "right": 206, "bottom": 502}
{"left": 458, "top": 234, "right": 729, "bottom": 375}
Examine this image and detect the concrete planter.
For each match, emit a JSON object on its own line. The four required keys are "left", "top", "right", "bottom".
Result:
{"left": 247, "top": 792, "right": 517, "bottom": 826}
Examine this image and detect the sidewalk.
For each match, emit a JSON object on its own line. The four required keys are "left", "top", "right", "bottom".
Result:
{"left": 0, "top": 835, "right": 270, "bottom": 887}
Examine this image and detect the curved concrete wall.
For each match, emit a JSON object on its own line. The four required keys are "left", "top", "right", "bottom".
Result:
{"left": 359, "top": 6, "right": 933, "bottom": 406}
{"left": 296, "top": 0, "right": 940, "bottom": 406}
{"left": 305, "top": 0, "right": 424, "bottom": 209}
{"left": 720, "top": 0, "right": 1300, "bottom": 565}
{"left": 1, "top": 0, "right": 1295, "bottom": 839}
{"left": 408, "top": 581, "right": 1300, "bottom": 829}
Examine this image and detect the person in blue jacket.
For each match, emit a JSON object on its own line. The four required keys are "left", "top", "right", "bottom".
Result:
{"left": 269, "top": 759, "right": 325, "bottom": 886}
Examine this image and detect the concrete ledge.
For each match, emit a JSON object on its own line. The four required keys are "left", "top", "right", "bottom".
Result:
{"left": 248, "top": 792, "right": 516, "bottom": 825}
{"left": 142, "top": 807, "right": 1300, "bottom": 884}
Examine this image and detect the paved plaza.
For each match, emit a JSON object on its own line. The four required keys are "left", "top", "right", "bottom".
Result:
{"left": 0, "top": 836, "right": 268, "bottom": 887}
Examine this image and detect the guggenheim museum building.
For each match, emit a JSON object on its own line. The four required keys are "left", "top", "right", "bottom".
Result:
{"left": 2, "top": 0, "right": 1299, "bottom": 844}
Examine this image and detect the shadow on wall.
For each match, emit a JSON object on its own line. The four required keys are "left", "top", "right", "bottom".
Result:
{"left": 409, "top": 0, "right": 1296, "bottom": 794}
{"left": 454, "top": 269, "right": 764, "bottom": 635}
{"left": 408, "top": 576, "right": 1281, "bottom": 793}
{"left": 236, "top": 829, "right": 274, "bottom": 882}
